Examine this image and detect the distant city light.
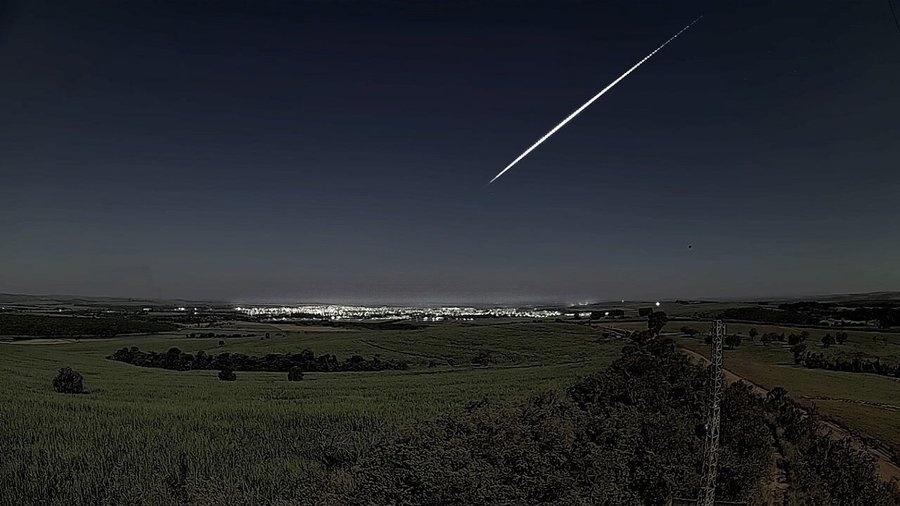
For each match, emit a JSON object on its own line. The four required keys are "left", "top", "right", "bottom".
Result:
{"left": 233, "top": 305, "right": 561, "bottom": 320}
{"left": 655, "top": 301, "right": 661, "bottom": 307}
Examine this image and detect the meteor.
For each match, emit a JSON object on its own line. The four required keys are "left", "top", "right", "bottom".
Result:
{"left": 488, "top": 16, "right": 702, "bottom": 185}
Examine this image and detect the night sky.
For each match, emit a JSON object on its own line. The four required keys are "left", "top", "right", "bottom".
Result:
{"left": 2, "top": 1, "right": 898, "bottom": 303}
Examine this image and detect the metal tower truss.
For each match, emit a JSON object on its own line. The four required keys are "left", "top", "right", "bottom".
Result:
{"left": 698, "top": 319, "right": 726, "bottom": 506}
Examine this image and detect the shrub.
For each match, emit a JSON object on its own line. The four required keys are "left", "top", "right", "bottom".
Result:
{"left": 287, "top": 367, "right": 304, "bottom": 381}
{"left": 349, "top": 339, "right": 773, "bottom": 504}
{"left": 52, "top": 367, "right": 85, "bottom": 394}
{"left": 681, "top": 326, "right": 698, "bottom": 337}
{"left": 218, "top": 368, "right": 236, "bottom": 381}
{"left": 471, "top": 350, "right": 493, "bottom": 366}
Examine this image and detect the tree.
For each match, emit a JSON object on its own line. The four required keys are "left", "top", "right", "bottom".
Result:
{"left": 52, "top": 367, "right": 85, "bottom": 394}
{"left": 218, "top": 368, "right": 236, "bottom": 381}
{"left": 835, "top": 331, "right": 848, "bottom": 345}
{"left": 724, "top": 334, "right": 742, "bottom": 349}
{"left": 472, "top": 351, "right": 493, "bottom": 366}
{"left": 821, "top": 333, "right": 835, "bottom": 348}
{"left": 748, "top": 328, "right": 758, "bottom": 340}
{"left": 287, "top": 366, "right": 304, "bottom": 381}
{"left": 647, "top": 311, "right": 668, "bottom": 337}
{"left": 790, "top": 343, "right": 807, "bottom": 364}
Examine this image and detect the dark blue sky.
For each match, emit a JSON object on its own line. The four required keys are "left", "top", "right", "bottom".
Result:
{"left": 2, "top": 1, "right": 898, "bottom": 303}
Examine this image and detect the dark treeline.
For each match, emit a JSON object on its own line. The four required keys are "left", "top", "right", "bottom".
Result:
{"left": 718, "top": 307, "right": 819, "bottom": 325}
{"left": 778, "top": 301, "right": 900, "bottom": 328}
{"left": 109, "top": 347, "right": 408, "bottom": 373}
{"left": 717, "top": 302, "right": 899, "bottom": 328}
{"left": 335, "top": 339, "right": 898, "bottom": 504}
{"left": 0, "top": 314, "right": 177, "bottom": 338}
{"left": 791, "top": 347, "right": 900, "bottom": 378}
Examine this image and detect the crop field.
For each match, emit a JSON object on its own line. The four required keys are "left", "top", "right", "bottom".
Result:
{"left": 0, "top": 321, "right": 620, "bottom": 504}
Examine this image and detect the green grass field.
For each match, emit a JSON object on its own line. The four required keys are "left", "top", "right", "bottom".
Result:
{"left": 0, "top": 321, "right": 620, "bottom": 504}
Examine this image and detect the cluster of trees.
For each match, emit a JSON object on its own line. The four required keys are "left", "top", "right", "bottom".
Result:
{"left": 108, "top": 346, "right": 408, "bottom": 373}
{"left": 0, "top": 314, "right": 177, "bottom": 338}
{"left": 341, "top": 338, "right": 898, "bottom": 503}
{"left": 702, "top": 332, "right": 743, "bottom": 349}
{"left": 840, "top": 306, "right": 900, "bottom": 328}
{"left": 791, "top": 347, "right": 900, "bottom": 378}
{"left": 756, "top": 330, "right": 838, "bottom": 346}
{"left": 718, "top": 306, "right": 819, "bottom": 325}
{"left": 820, "top": 331, "right": 848, "bottom": 347}
{"left": 778, "top": 301, "right": 900, "bottom": 329}
{"left": 347, "top": 339, "right": 772, "bottom": 503}
{"left": 764, "top": 387, "right": 898, "bottom": 503}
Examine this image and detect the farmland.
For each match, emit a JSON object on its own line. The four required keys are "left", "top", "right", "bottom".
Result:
{"left": 0, "top": 321, "right": 619, "bottom": 504}
{"left": 2, "top": 298, "right": 899, "bottom": 504}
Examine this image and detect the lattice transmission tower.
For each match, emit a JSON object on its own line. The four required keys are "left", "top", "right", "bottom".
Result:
{"left": 698, "top": 319, "right": 726, "bottom": 506}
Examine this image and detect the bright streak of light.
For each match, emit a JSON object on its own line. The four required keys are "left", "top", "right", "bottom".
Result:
{"left": 488, "top": 16, "right": 702, "bottom": 185}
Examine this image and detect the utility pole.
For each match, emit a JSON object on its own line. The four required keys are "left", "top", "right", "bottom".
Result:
{"left": 698, "top": 320, "right": 726, "bottom": 505}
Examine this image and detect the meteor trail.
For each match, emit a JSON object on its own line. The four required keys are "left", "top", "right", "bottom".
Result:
{"left": 488, "top": 16, "right": 702, "bottom": 185}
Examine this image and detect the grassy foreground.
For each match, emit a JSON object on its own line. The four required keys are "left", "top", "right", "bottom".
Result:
{"left": 0, "top": 322, "right": 619, "bottom": 504}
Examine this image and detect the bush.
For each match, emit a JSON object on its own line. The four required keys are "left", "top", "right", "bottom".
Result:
{"left": 681, "top": 326, "right": 698, "bottom": 337}
{"left": 218, "top": 369, "right": 236, "bottom": 381}
{"left": 52, "top": 367, "right": 85, "bottom": 394}
{"left": 287, "top": 366, "right": 304, "bottom": 381}
{"left": 471, "top": 350, "right": 493, "bottom": 366}
{"left": 349, "top": 339, "right": 772, "bottom": 504}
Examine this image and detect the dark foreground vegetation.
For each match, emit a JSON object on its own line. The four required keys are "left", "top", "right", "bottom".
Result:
{"left": 0, "top": 314, "right": 177, "bottom": 338}
{"left": 109, "top": 347, "right": 409, "bottom": 373}
{"left": 336, "top": 339, "right": 898, "bottom": 504}
{"left": 52, "top": 367, "right": 85, "bottom": 394}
